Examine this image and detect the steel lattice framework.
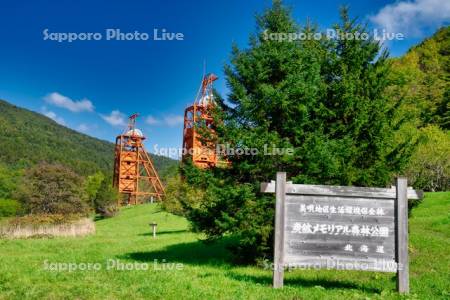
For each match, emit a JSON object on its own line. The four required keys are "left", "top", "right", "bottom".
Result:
{"left": 113, "top": 114, "right": 164, "bottom": 205}
{"left": 182, "top": 73, "right": 219, "bottom": 169}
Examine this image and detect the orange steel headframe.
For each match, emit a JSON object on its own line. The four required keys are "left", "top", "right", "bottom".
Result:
{"left": 113, "top": 114, "right": 164, "bottom": 205}
{"left": 182, "top": 73, "right": 218, "bottom": 168}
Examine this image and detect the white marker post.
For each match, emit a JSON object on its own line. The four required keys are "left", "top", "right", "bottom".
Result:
{"left": 150, "top": 222, "right": 157, "bottom": 238}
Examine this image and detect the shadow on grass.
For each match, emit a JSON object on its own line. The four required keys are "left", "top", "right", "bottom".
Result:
{"left": 138, "top": 229, "right": 188, "bottom": 236}
{"left": 226, "top": 272, "right": 383, "bottom": 293}
{"left": 121, "top": 239, "right": 384, "bottom": 293}
{"left": 93, "top": 215, "right": 104, "bottom": 222}
{"left": 120, "top": 239, "right": 233, "bottom": 266}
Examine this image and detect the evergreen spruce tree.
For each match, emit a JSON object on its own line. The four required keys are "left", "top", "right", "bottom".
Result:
{"left": 182, "top": 1, "right": 415, "bottom": 262}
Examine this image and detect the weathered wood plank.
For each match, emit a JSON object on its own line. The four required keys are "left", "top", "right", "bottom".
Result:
{"left": 285, "top": 195, "right": 396, "bottom": 219}
{"left": 273, "top": 172, "right": 286, "bottom": 288}
{"left": 261, "top": 182, "right": 422, "bottom": 200}
{"left": 282, "top": 256, "right": 398, "bottom": 273}
{"left": 284, "top": 240, "right": 395, "bottom": 260}
{"left": 283, "top": 194, "right": 396, "bottom": 264}
{"left": 264, "top": 175, "right": 418, "bottom": 290}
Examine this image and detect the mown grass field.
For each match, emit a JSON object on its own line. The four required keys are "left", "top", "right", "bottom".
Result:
{"left": 0, "top": 192, "right": 448, "bottom": 299}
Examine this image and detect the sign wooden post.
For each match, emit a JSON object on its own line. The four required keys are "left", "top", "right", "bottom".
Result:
{"left": 273, "top": 172, "right": 286, "bottom": 288}
{"left": 261, "top": 175, "right": 422, "bottom": 294}
{"left": 395, "top": 177, "right": 409, "bottom": 294}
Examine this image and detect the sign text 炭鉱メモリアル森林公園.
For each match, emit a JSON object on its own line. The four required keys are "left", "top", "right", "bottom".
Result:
{"left": 261, "top": 174, "right": 422, "bottom": 294}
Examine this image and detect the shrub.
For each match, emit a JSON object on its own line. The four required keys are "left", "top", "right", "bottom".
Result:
{"left": 94, "top": 178, "right": 119, "bottom": 218}
{"left": 161, "top": 175, "right": 204, "bottom": 216}
{"left": 0, "top": 164, "right": 21, "bottom": 199}
{"left": 0, "top": 199, "right": 23, "bottom": 217}
{"left": 15, "top": 163, "right": 89, "bottom": 216}
{"left": 84, "top": 171, "right": 105, "bottom": 208}
{"left": 406, "top": 125, "right": 450, "bottom": 191}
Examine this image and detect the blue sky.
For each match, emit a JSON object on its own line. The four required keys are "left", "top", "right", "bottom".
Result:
{"left": 0, "top": 0, "right": 448, "bottom": 158}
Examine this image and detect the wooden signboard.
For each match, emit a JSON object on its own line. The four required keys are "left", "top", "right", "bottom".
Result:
{"left": 261, "top": 173, "right": 423, "bottom": 294}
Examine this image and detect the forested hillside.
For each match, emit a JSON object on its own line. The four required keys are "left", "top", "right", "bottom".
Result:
{"left": 388, "top": 26, "right": 449, "bottom": 191}
{"left": 389, "top": 26, "right": 449, "bottom": 129}
{"left": 0, "top": 99, "right": 177, "bottom": 177}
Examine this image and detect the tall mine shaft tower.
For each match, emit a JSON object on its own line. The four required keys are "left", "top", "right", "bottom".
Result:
{"left": 182, "top": 73, "right": 219, "bottom": 169}
{"left": 113, "top": 114, "right": 164, "bottom": 205}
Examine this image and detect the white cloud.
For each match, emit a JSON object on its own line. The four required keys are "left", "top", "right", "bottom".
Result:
{"left": 145, "top": 115, "right": 161, "bottom": 125}
{"left": 101, "top": 110, "right": 127, "bottom": 127}
{"left": 41, "top": 107, "right": 66, "bottom": 125}
{"left": 44, "top": 92, "right": 94, "bottom": 112}
{"left": 144, "top": 114, "right": 184, "bottom": 127}
{"left": 77, "top": 123, "right": 90, "bottom": 133}
{"left": 163, "top": 115, "right": 184, "bottom": 127}
{"left": 370, "top": 0, "right": 450, "bottom": 38}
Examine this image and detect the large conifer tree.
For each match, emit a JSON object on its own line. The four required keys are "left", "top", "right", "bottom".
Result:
{"left": 183, "top": 1, "right": 414, "bottom": 262}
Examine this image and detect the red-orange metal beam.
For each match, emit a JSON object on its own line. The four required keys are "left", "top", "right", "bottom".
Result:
{"left": 113, "top": 114, "right": 165, "bottom": 205}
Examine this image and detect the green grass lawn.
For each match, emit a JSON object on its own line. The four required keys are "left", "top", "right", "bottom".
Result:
{"left": 0, "top": 192, "right": 449, "bottom": 299}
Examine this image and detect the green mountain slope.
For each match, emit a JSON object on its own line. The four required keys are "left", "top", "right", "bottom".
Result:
{"left": 0, "top": 99, "right": 178, "bottom": 178}
{"left": 389, "top": 26, "right": 449, "bottom": 128}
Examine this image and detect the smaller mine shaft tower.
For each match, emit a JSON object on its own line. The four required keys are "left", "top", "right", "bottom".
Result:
{"left": 113, "top": 114, "right": 164, "bottom": 205}
{"left": 182, "top": 73, "right": 218, "bottom": 169}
